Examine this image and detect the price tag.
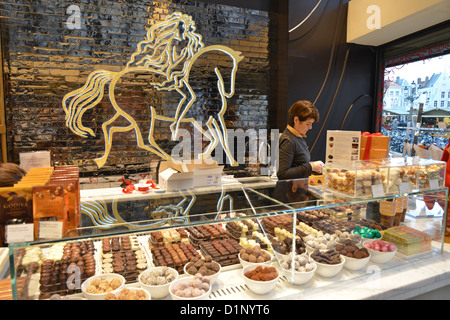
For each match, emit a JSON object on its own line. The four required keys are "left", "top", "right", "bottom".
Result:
{"left": 39, "top": 221, "right": 63, "bottom": 239}
{"left": 6, "top": 224, "right": 34, "bottom": 244}
{"left": 371, "top": 184, "right": 385, "bottom": 198}
{"left": 399, "top": 182, "right": 411, "bottom": 194}
{"left": 429, "top": 179, "right": 439, "bottom": 190}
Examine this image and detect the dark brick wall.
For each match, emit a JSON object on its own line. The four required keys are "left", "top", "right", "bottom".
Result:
{"left": 1, "top": 0, "right": 276, "bottom": 177}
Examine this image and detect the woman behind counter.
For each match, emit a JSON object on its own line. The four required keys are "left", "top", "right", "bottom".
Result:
{"left": 277, "top": 100, "right": 324, "bottom": 180}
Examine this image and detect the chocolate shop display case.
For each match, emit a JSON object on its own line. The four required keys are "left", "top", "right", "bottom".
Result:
{"left": 324, "top": 157, "right": 446, "bottom": 198}
{"left": 6, "top": 176, "right": 448, "bottom": 300}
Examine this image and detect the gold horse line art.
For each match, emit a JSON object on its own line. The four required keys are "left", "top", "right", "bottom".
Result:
{"left": 62, "top": 12, "right": 244, "bottom": 168}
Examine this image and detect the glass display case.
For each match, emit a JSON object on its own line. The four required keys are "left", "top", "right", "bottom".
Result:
{"left": 6, "top": 175, "right": 448, "bottom": 300}
{"left": 384, "top": 157, "right": 445, "bottom": 193}
{"left": 324, "top": 160, "right": 389, "bottom": 198}
{"left": 324, "top": 157, "right": 446, "bottom": 198}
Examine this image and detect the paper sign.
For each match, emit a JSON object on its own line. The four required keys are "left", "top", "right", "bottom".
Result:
{"left": 371, "top": 184, "right": 385, "bottom": 198}
{"left": 6, "top": 224, "right": 34, "bottom": 244}
{"left": 399, "top": 182, "right": 411, "bottom": 194}
{"left": 39, "top": 221, "right": 63, "bottom": 239}
{"left": 429, "top": 179, "right": 440, "bottom": 190}
{"left": 19, "top": 151, "right": 51, "bottom": 172}
{"left": 325, "top": 130, "right": 361, "bottom": 165}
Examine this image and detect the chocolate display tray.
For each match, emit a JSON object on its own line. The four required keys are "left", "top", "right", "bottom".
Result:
{"left": 199, "top": 238, "right": 242, "bottom": 268}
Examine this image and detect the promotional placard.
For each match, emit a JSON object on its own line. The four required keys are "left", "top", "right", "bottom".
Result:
{"left": 325, "top": 130, "right": 361, "bottom": 165}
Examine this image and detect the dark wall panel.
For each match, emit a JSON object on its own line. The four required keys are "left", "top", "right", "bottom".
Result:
{"left": 287, "top": 0, "right": 376, "bottom": 162}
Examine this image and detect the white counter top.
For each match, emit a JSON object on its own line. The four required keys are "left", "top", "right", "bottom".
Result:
{"left": 79, "top": 176, "right": 277, "bottom": 202}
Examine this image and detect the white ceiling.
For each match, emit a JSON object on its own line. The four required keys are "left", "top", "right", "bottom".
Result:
{"left": 347, "top": 0, "right": 450, "bottom": 46}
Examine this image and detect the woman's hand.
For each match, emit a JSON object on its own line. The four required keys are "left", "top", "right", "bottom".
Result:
{"left": 310, "top": 161, "right": 324, "bottom": 174}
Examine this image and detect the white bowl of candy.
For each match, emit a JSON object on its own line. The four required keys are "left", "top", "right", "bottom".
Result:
{"left": 169, "top": 273, "right": 211, "bottom": 300}
{"left": 310, "top": 250, "right": 345, "bottom": 278}
{"left": 81, "top": 273, "right": 125, "bottom": 300}
{"left": 304, "top": 233, "right": 336, "bottom": 254}
{"left": 183, "top": 259, "right": 221, "bottom": 285}
{"left": 139, "top": 266, "right": 179, "bottom": 299}
{"left": 342, "top": 252, "right": 371, "bottom": 271}
{"left": 279, "top": 252, "right": 317, "bottom": 285}
{"left": 241, "top": 264, "right": 279, "bottom": 295}
{"left": 363, "top": 240, "right": 397, "bottom": 264}
{"left": 238, "top": 246, "right": 273, "bottom": 268}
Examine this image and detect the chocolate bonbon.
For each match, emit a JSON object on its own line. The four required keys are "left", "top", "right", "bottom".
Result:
{"left": 199, "top": 238, "right": 242, "bottom": 267}
{"left": 310, "top": 249, "right": 342, "bottom": 265}
{"left": 151, "top": 242, "right": 200, "bottom": 272}
{"left": 304, "top": 233, "right": 336, "bottom": 251}
{"left": 101, "top": 236, "right": 146, "bottom": 282}
{"left": 335, "top": 241, "right": 369, "bottom": 258}
{"left": 239, "top": 245, "right": 271, "bottom": 264}
{"left": 139, "top": 266, "right": 177, "bottom": 286}
{"left": 244, "top": 265, "right": 278, "bottom": 281}
{"left": 170, "top": 273, "right": 211, "bottom": 298}
{"left": 273, "top": 237, "right": 306, "bottom": 255}
{"left": 39, "top": 240, "right": 96, "bottom": 299}
{"left": 353, "top": 226, "right": 381, "bottom": 239}
{"left": 184, "top": 255, "right": 220, "bottom": 277}
{"left": 279, "top": 252, "right": 315, "bottom": 272}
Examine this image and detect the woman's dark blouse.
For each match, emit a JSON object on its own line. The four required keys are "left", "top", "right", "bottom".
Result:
{"left": 277, "top": 128, "right": 312, "bottom": 180}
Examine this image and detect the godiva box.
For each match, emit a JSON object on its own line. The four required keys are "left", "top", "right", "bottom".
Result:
{"left": 47, "top": 179, "right": 80, "bottom": 230}
{"left": 50, "top": 165, "right": 80, "bottom": 229}
{"left": 0, "top": 187, "right": 33, "bottom": 246}
{"left": 32, "top": 185, "right": 67, "bottom": 239}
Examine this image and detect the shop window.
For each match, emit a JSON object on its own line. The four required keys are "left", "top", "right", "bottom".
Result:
{"left": 377, "top": 43, "right": 450, "bottom": 155}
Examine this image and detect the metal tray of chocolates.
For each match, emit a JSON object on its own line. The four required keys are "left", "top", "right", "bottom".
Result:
{"left": 99, "top": 235, "right": 150, "bottom": 283}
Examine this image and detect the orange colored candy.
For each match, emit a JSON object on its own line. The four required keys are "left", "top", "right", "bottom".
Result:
{"left": 245, "top": 266, "right": 278, "bottom": 281}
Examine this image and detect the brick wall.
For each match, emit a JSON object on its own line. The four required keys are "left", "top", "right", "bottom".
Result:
{"left": 0, "top": 0, "right": 274, "bottom": 178}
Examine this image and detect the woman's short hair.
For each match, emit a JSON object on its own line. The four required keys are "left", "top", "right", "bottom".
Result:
{"left": 0, "top": 163, "right": 26, "bottom": 187}
{"left": 288, "top": 100, "right": 319, "bottom": 127}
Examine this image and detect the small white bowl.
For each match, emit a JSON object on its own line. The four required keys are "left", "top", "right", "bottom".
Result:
{"left": 81, "top": 273, "right": 125, "bottom": 300}
{"left": 281, "top": 262, "right": 317, "bottom": 285}
{"left": 183, "top": 261, "right": 221, "bottom": 285}
{"left": 342, "top": 253, "right": 371, "bottom": 271}
{"left": 241, "top": 264, "right": 279, "bottom": 295}
{"left": 138, "top": 266, "right": 179, "bottom": 299}
{"left": 106, "top": 287, "right": 151, "bottom": 300}
{"left": 169, "top": 276, "right": 212, "bottom": 300}
{"left": 311, "top": 255, "right": 345, "bottom": 278}
{"left": 239, "top": 249, "right": 273, "bottom": 268}
{"left": 363, "top": 240, "right": 397, "bottom": 264}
